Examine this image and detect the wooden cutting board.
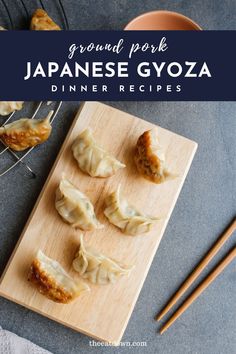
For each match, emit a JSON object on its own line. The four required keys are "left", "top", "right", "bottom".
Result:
{"left": 0, "top": 102, "right": 197, "bottom": 344}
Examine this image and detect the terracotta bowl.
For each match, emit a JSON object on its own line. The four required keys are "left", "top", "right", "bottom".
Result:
{"left": 125, "top": 10, "right": 202, "bottom": 30}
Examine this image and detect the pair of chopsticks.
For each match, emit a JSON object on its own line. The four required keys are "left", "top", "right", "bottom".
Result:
{"left": 157, "top": 218, "right": 236, "bottom": 334}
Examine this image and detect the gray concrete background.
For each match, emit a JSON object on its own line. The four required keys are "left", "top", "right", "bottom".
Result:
{"left": 0, "top": 1, "right": 236, "bottom": 354}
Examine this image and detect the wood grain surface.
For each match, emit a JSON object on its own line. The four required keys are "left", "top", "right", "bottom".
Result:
{"left": 0, "top": 102, "right": 197, "bottom": 343}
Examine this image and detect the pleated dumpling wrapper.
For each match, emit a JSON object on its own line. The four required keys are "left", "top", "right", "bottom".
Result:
{"left": 134, "top": 129, "right": 174, "bottom": 184}
{"left": 73, "top": 234, "right": 133, "bottom": 285}
{"left": 28, "top": 250, "right": 89, "bottom": 303}
{"left": 0, "top": 101, "right": 24, "bottom": 116}
{"left": 30, "top": 9, "right": 61, "bottom": 30}
{"left": 55, "top": 175, "right": 104, "bottom": 230}
{"left": 104, "top": 184, "right": 159, "bottom": 236}
{"left": 0, "top": 110, "right": 53, "bottom": 151}
{"left": 72, "top": 128, "right": 126, "bottom": 177}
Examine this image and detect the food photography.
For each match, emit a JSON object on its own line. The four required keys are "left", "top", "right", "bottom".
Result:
{"left": 0, "top": 1, "right": 235, "bottom": 354}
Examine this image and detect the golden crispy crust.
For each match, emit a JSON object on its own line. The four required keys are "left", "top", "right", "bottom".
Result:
{"left": 134, "top": 130, "right": 168, "bottom": 184}
{"left": 28, "top": 259, "right": 74, "bottom": 303}
{"left": 0, "top": 119, "right": 52, "bottom": 151}
{"left": 30, "top": 9, "right": 61, "bottom": 31}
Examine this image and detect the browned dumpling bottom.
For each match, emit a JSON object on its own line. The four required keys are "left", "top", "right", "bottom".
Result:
{"left": 134, "top": 130, "right": 168, "bottom": 184}
{"left": 0, "top": 112, "right": 52, "bottom": 151}
{"left": 28, "top": 250, "right": 89, "bottom": 303}
{"left": 28, "top": 259, "right": 74, "bottom": 303}
{"left": 30, "top": 8, "right": 61, "bottom": 31}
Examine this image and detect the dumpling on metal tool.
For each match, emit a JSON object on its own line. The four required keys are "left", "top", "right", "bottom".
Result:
{"left": 0, "top": 110, "right": 53, "bottom": 151}
{"left": 30, "top": 9, "right": 61, "bottom": 30}
{"left": 0, "top": 101, "right": 24, "bottom": 116}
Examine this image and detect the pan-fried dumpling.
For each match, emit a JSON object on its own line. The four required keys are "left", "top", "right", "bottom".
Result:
{"left": 104, "top": 185, "right": 159, "bottom": 236}
{"left": 55, "top": 175, "right": 103, "bottom": 230}
{"left": 72, "top": 129, "right": 125, "bottom": 177}
{"left": 0, "top": 101, "right": 24, "bottom": 116}
{"left": 28, "top": 250, "right": 89, "bottom": 303}
{"left": 73, "top": 234, "right": 133, "bottom": 284}
{"left": 134, "top": 129, "right": 173, "bottom": 184}
{"left": 30, "top": 9, "right": 61, "bottom": 30}
{"left": 0, "top": 110, "right": 53, "bottom": 151}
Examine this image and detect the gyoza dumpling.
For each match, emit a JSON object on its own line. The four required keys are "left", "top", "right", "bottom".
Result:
{"left": 28, "top": 250, "right": 89, "bottom": 303}
{"left": 0, "top": 111, "right": 53, "bottom": 151}
{"left": 0, "top": 101, "right": 24, "bottom": 116}
{"left": 55, "top": 175, "right": 103, "bottom": 230}
{"left": 134, "top": 129, "right": 173, "bottom": 184}
{"left": 30, "top": 9, "right": 61, "bottom": 30}
{"left": 72, "top": 129, "right": 125, "bottom": 177}
{"left": 104, "top": 185, "right": 159, "bottom": 236}
{"left": 73, "top": 234, "right": 133, "bottom": 285}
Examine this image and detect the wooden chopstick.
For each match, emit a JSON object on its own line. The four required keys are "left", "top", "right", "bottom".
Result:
{"left": 157, "top": 218, "right": 236, "bottom": 321}
{"left": 160, "top": 246, "right": 236, "bottom": 334}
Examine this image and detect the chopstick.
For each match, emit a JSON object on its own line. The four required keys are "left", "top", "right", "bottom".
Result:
{"left": 157, "top": 218, "right": 236, "bottom": 321}
{"left": 159, "top": 246, "right": 236, "bottom": 334}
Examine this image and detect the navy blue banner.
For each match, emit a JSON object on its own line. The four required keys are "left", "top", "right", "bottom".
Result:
{"left": 0, "top": 31, "right": 235, "bottom": 101}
